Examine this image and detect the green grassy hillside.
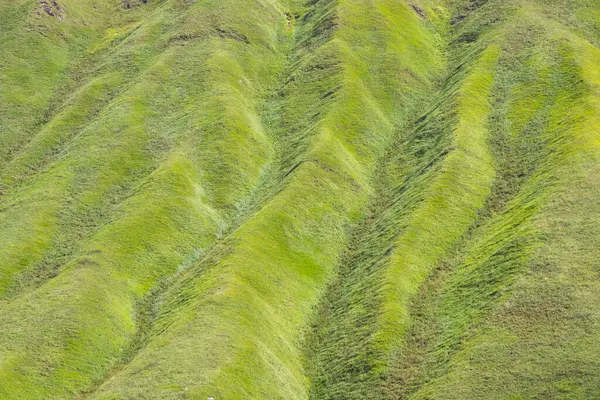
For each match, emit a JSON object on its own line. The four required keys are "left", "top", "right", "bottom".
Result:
{"left": 0, "top": 0, "right": 599, "bottom": 398}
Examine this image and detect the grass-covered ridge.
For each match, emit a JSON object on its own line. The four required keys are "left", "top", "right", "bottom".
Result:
{"left": 1, "top": 0, "right": 600, "bottom": 399}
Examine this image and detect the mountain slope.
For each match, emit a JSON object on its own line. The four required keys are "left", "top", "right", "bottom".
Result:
{"left": 0, "top": 0, "right": 599, "bottom": 399}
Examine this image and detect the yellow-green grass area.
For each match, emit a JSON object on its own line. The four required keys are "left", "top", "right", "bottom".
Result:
{"left": 75, "top": 1, "right": 449, "bottom": 398}
{"left": 2, "top": 0, "right": 600, "bottom": 398}
{"left": 389, "top": 1, "right": 600, "bottom": 398}
{"left": 0, "top": 0, "right": 295, "bottom": 398}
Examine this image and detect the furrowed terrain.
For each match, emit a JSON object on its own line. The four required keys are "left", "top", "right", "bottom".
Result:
{"left": 0, "top": 0, "right": 599, "bottom": 399}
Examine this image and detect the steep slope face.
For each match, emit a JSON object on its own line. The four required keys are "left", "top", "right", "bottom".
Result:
{"left": 1, "top": 0, "right": 600, "bottom": 399}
